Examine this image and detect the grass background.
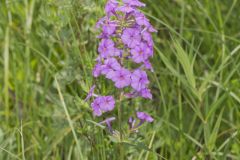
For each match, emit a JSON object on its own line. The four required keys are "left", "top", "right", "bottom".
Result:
{"left": 0, "top": 0, "right": 240, "bottom": 159}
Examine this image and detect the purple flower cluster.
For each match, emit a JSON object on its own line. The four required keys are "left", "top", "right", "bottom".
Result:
{"left": 87, "top": 0, "right": 155, "bottom": 132}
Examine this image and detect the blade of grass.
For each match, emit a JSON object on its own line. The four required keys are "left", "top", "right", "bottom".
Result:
{"left": 55, "top": 77, "right": 84, "bottom": 160}
{"left": 207, "top": 108, "right": 224, "bottom": 152}
{"left": 162, "top": 120, "right": 203, "bottom": 148}
{"left": 217, "top": 131, "right": 238, "bottom": 152}
{"left": 20, "top": 121, "right": 26, "bottom": 160}
{"left": 172, "top": 39, "right": 197, "bottom": 95}
{"left": 16, "top": 121, "right": 26, "bottom": 160}
{"left": 223, "top": 0, "right": 238, "bottom": 26}
{"left": 0, "top": 147, "right": 21, "bottom": 160}
{"left": 144, "top": 11, "right": 212, "bottom": 69}
{"left": 144, "top": 131, "right": 156, "bottom": 160}
{"left": 3, "top": 27, "right": 9, "bottom": 121}
{"left": 195, "top": 0, "right": 218, "bottom": 32}
{"left": 205, "top": 94, "right": 227, "bottom": 121}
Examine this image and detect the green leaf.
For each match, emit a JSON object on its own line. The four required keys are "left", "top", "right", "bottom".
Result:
{"left": 207, "top": 108, "right": 224, "bottom": 152}
{"left": 172, "top": 40, "right": 196, "bottom": 91}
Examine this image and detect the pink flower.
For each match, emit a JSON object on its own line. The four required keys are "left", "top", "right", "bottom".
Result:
{"left": 131, "top": 69, "right": 149, "bottom": 91}
{"left": 137, "top": 112, "right": 154, "bottom": 122}
{"left": 91, "top": 96, "right": 115, "bottom": 116}
{"left": 112, "top": 68, "right": 132, "bottom": 88}
{"left": 121, "top": 28, "right": 141, "bottom": 48}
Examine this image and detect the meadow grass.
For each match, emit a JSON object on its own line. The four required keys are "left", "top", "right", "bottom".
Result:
{"left": 0, "top": 0, "right": 240, "bottom": 159}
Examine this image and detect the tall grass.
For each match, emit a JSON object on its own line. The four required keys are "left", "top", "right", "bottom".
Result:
{"left": 0, "top": 0, "right": 240, "bottom": 159}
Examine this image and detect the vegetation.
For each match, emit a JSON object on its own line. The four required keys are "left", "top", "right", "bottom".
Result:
{"left": 0, "top": 0, "right": 240, "bottom": 159}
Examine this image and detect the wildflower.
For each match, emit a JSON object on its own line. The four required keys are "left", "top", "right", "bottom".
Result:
{"left": 105, "top": 0, "right": 119, "bottom": 15}
{"left": 92, "top": 63, "right": 103, "bottom": 78}
{"left": 121, "top": 28, "right": 141, "bottom": 48}
{"left": 102, "top": 20, "right": 117, "bottom": 36}
{"left": 84, "top": 85, "right": 96, "bottom": 101}
{"left": 112, "top": 68, "right": 132, "bottom": 88}
{"left": 131, "top": 69, "right": 149, "bottom": 91}
{"left": 123, "top": 0, "right": 146, "bottom": 7}
{"left": 143, "top": 60, "right": 154, "bottom": 72}
{"left": 91, "top": 97, "right": 103, "bottom": 116}
{"left": 142, "top": 31, "right": 154, "bottom": 46}
{"left": 139, "top": 88, "right": 152, "bottom": 99}
{"left": 128, "top": 117, "right": 136, "bottom": 129}
{"left": 148, "top": 25, "right": 157, "bottom": 33}
{"left": 124, "top": 88, "right": 152, "bottom": 99}
{"left": 102, "top": 58, "right": 121, "bottom": 75}
{"left": 134, "top": 11, "right": 151, "bottom": 27}
{"left": 96, "top": 17, "right": 107, "bottom": 29}
{"left": 137, "top": 112, "right": 154, "bottom": 123}
{"left": 89, "top": 0, "right": 156, "bottom": 132}
{"left": 124, "top": 91, "right": 138, "bottom": 99}
{"left": 98, "top": 39, "right": 116, "bottom": 58}
{"left": 91, "top": 96, "right": 115, "bottom": 116}
{"left": 128, "top": 112, "right": 153, "bottom": 132}
{"left": 117, "top": 4, "right": 135, "bottom": 13}
{"left": 131, "top": 42, "right": 152, "bottom": 63}
{"left": 100, "top": 117, "right": 116, "bottom": 133}
{"left": 101, "top": 96, "right": 116, "bottom": 111}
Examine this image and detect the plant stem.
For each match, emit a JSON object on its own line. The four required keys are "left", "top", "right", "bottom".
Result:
{"left": 118, "top": 91, "right": 124, "bottom": 160}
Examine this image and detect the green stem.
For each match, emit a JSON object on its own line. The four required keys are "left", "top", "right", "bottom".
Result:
{"left": 118, "top": 91, "right": 124, "bottom": 160}
{"left": 4, "top": 27, "right": 9, "bottom": 122}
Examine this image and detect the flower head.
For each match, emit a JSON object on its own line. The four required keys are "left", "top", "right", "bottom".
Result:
{"left": 92, "top": 63, "right": 103, "bottom": 77}
{"left": 117, "top": 4, "right": 135, "bottom": 13}
{"left": 101, "top": 58, "right": 121, "bottom": 79}
{"left": 131, "top": 69, "right": 149, "bottom": 91}
{"left": 134, "top": 11, "right": 150, "bottom": 27}
{"left": 96, "top": 17, "right": 106, "bottom": 29}
{"left": 142, "top": 31, "right": 154, "bottom": 46}
{"left": 102, "top": 21, "right": 117, "bottom": 36}
{"left": 90, "top": 0, "right": 155, "bottom": 132}
{"left": 128, "top": 117, "right": 136, "bottom": 129}
{"left": 91, "top": 97, "right": 103, "bottom": 116}
{"left": 139, "top": 88, "right": 152, "bottom": 99}
{"left": 137, "top": 112, "right": 154, "bottom": 122}
{"left": 112, "top": 68, "right": 132, "bottom": 88}
{"left": 123, "top": 0, "right": 146, "bottom": 7}
{"left": 131, "top": 42, "right": 152, "bottom": 63}
{"left": 121, "top": 28, "right": 141, "bottom": 48}
{"left": 85, "top": 85, "right": 96, "bottom": 101}
{"left": 105, "top": 0, "right": 119, "bottom": 15}
{"left": 124, "top": 87, "right": 152, "bottom": 99}
{"left": 98, "top": 39, "right": 116, "bottom": 58}
{"left": 91, "top": 96, "right": 115, "bottom": 116}
{"left": 100, "top": 117, "right": 116, "bottom": 133}
{"left": 142, "top": 60, "right": 154, "bottom": 72}
{"left": 100, "top": 117, "right": 116, "bottom": 125}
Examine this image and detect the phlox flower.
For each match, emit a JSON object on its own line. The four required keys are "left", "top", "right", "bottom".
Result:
{"left": 139, "top": 88, "right": 152, "bottom": 99}
{"left": 121, "top": 28, "right": 141, "bottom": 48}
{"left": 84, "top": 85, "right": 96, "bottom": 101}
{"left": 92, "top": 63, "right": 103, "bottom": 78}
{"left": 131, "top": 42, "right": 153, "bottom": 63}
{"left": 101, "top": 58, "right": 121, "bottom": 79}
{"left": 137, "top": 112, "right": 154, "bottom": 123}
{"left": 99, "top": 117, "right": 116, "bottom": 133}
{"left": 98, "top": 39, "right": 116, "bottom": 58}
{"left": 131, "top": 69, "right": 149, "bottom": 91}
{"left": 89, "top": 0, "right": 156, "bottom": 132}
{"left": 112, "top": 68, "right": 132, "bottom": 88}
{"left": 105, "top": 0, "right": 119, "bottom": 15}
{"left": 91, "top": 96, "right": 115, "bottom": 116}
{"left": 123, "top": 0, "right": 146, "bottom": 7}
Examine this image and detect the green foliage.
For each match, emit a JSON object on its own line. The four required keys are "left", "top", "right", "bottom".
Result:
{"left": 0, "top": 0, "right": 240, "bottom": 159}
